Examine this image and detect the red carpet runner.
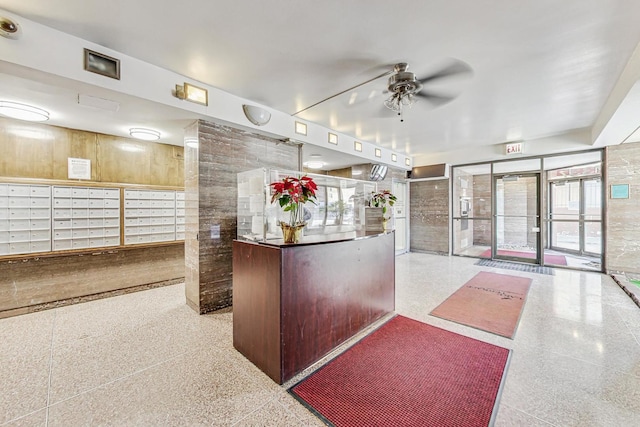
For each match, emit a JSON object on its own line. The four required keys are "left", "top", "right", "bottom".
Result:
{"left": 290, "top": 315, "right": 510, "bottom": 427}
{"left": 480, "top": 249, "right": 567, "bottom": 265}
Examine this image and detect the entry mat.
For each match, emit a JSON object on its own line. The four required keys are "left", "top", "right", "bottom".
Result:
{"left": 475, "top": 258, "right": 555, "bottom": 275}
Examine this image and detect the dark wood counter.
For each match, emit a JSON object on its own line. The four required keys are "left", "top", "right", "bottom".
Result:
{"left": 232, "top": 231, "right": 395, "bottom": 384}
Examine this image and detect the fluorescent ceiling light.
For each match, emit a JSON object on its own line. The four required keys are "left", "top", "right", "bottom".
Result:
{"left": 0, "top": 101, "right": 49, "bottom": 122}
{"left": 129, "top": 128, "right": 160, "bottom": 141}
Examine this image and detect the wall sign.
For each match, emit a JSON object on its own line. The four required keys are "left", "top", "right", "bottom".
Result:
{"left": 68, "top": 157, "right": 91, "bottom": 180}
{"left": 610, "top": 184, "right": 630, "bottom": 199}
{"left": 505, "top": 142, "right": 523, "bottom": 155}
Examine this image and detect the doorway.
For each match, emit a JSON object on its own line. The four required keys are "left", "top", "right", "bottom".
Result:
{"left": 493, "top": 174, "right": 540, "bottom": 264}
{"left": 546, "top": 177, "right": 602, "bottom": 273}
{"left": 451, "top": 150, "right": 603, "bottom": 272}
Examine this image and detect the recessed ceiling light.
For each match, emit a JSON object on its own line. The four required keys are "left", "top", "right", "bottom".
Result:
{"left": 405, "top": 158, "right": 411, "bottom": 166}
{"left": 392, "top": 154, "right": 397, "bottom": 162}
{"left": 129, "top": 128, "right": 160, "bottom": 141}
{"left": 305, "top": 161, "right": 324, "bottom": 169}
{"left": 328, "top": 133, "right": 338, "bottom": 145}
{"left": 295, "top": 121, "right": 307, "bottom": 136}
{"left": 375, "top": 148, "right": 382, "bottom": 158}
{"left": 0, "top": 101, "right": 49, "bottom": 122}
{"left": 354, "top": 141, "right": 362, "bottom": 152}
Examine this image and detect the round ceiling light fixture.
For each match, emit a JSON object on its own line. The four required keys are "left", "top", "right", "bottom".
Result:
{"left": 129, "top": 128, "right": 160, "bottom": 141}
{"left": 305, "top": 161, "right": 324, "bottom": 169}
{"left": 0, "top": 101, "right": 49, "bottom": 121}
{"left": 0, "top": 16, "right": 21, "bottom": 39}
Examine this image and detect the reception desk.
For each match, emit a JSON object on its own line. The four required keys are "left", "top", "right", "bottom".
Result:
{"left": 232, "top": 231, "right": 395, "bottom": 384}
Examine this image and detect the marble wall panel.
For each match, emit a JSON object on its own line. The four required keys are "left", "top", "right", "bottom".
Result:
{"left": 185, "top": 120, "right": 299, "bottom": 314}
{"left": 409, "top": 179, "right": 449, "bottom": 254}
{"left": 0, "top": 244, "right": 185, "bottom": 315}
{"left": 605, "top": 143, "right": 640, "bottom": 273}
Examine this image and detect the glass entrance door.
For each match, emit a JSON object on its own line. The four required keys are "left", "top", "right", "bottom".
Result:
{"left": 494, "top": 174, "right": 541, "bottom": 264}
{"left": 549, "top": 177, "right": 602, "bottom": 256}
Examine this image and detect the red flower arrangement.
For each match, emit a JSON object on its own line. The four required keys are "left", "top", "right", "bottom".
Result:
{"left": 270, "top": 175, "right": 318, "bottom": 226}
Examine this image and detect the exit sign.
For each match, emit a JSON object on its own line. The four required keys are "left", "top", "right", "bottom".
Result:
{"left": 505, "top": 142, "right": 523, "bottom": 155}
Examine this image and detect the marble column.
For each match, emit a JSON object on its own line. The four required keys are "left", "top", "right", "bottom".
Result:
{"left": 184, "top": 120, "right": 299, "bottom": 313}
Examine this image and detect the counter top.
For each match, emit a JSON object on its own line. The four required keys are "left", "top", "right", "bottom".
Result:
{"left": 240, "top": 230, "right": 393, "bottom": 248}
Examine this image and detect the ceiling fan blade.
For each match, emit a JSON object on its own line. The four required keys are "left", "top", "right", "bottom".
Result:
{"left": 293, "top": 68, "right": 393, "bottom": 116}
{"left": 417, "top": 60, "right": 472, "bottom": 85}
{"left": 415, "top": 91, "right": 456, "bottom": 106}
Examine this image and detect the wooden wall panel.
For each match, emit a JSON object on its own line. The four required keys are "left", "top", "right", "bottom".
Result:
{"left": 0, "top": 117, "right": 183, "bottom": 186}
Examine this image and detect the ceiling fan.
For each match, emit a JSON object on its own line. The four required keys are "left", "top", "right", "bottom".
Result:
{"left": 293, "top": 59, "right": 472, "bottom": 121}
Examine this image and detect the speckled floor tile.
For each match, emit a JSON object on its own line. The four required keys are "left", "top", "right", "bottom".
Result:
{"left": 47, "top": 347, "right": 277, "bottom": 427}
{"left": 1, "top": 409, "right": 47, "bottom": 427}
{"left": 2, "top": 253, "right": 639, "bottom": 426}
{"left": 0, "top": 311, "right": 54, "bottom": 425}
{"left": 232, "top": 399, "right": 314, "bottom": 427}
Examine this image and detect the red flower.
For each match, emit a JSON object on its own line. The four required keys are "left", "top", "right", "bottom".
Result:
{"left": 270, "top": 175, "right": 318, "bottom": 226}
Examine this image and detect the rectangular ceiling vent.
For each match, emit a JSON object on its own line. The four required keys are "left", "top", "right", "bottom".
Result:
{"left": 408, "top": 163, "right": 450, "bottom": 181}
{"left": 77, "top": 94, "right": 120, "bottom": 112}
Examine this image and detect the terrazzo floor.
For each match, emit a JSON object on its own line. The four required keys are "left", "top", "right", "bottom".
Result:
{"left": 1, "top": 252, "right": 639, "bottom": 426}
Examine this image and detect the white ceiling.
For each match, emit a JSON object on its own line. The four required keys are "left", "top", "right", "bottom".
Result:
{"left": 1, "top": 0, "right": 640, "bottom": 169}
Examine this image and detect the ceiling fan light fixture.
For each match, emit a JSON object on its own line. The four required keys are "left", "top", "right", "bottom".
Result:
{"left": 0, "top": 101, "right": 49, "bottom": 122}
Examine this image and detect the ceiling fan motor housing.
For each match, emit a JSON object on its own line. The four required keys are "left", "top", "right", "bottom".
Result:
{"left": 388, "top": 64, "right": 423, "bottom": 94}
